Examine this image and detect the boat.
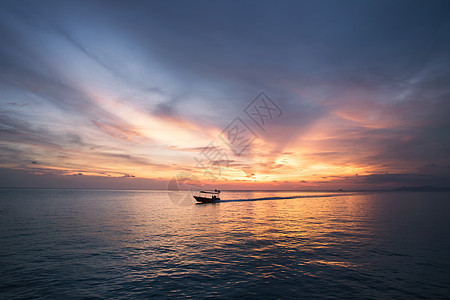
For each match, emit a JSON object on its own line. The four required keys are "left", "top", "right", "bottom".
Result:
{"left": 194, "top": 190, "right": 221, "bottom": 203}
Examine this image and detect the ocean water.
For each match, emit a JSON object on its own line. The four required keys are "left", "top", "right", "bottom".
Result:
{"left": 0, "top": 189, "right": 449, "bottom": 299}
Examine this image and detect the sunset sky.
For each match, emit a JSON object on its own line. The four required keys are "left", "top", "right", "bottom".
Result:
{"left": 1, "top": 0, "right": 450, "bottom": 190}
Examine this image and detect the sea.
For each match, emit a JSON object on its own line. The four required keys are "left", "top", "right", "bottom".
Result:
{"left": 0, "top": 189, "right": 449, "bottom": 299}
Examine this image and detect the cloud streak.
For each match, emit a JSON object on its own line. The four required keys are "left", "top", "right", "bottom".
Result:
{"left": 1, "top": 0, "right": 450, "bottom": 189}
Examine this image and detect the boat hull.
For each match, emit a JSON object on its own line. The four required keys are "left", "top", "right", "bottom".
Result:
{"left": 194, "top": 196, "right": 220, "bottom": 203}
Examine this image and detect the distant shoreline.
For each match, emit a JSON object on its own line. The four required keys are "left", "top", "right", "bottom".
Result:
{"left": 393, "top": 186, "right": 450, "bottom": 192}
{"left": 1, "top": 186, "right": 449, "bottom": 192}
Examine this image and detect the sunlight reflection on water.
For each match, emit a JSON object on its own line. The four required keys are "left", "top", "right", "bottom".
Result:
{"left": 0, "top": 189, "right": 449, "bottom": 298}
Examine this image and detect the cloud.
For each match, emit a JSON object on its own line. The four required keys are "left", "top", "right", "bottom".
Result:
{"left": 1, "top": 0, "right": 450, "bottom": 188}
{"left": 0, "top": 168, "right": 166, "bottom": 189}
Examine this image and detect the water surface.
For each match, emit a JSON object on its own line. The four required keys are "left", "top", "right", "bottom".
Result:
{"left": 1, "top": 189, "right": 449, "bottom": 298}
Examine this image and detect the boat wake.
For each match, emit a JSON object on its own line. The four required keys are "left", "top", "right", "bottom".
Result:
{"left": 219, "top": 193, "right": 353, "bottom": 203}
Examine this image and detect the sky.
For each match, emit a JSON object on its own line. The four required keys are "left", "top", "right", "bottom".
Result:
{"left": 1, "top": 0, "right": 450, "bottom": 190}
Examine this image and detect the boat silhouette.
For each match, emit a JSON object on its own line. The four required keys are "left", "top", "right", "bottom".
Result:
{"left": 194, "top": 190, "right": 221, "bottom": 203}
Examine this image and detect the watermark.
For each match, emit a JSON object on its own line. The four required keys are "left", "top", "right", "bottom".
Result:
{"left": 219, "top": 117, "right": 257, "bottom": 156}
{"left": 167, "top": 172, "right": 202, "bottom": 207}
{"left": 244, "top": 91, "right": 283, "bottom": 131}
{"left": 194, "top": 141, "right": 229, "bottom": 180}
{"left": 168, "top": 92, "right": 283, "bottom": 206}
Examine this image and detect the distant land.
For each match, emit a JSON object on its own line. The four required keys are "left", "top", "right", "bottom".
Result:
{"left": 393, "top": 186, "right": 450, "bottom": 192}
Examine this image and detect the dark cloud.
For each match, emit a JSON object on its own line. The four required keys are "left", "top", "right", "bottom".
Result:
{"left": 0, "top": 168, "right": 166, "bottom": 189}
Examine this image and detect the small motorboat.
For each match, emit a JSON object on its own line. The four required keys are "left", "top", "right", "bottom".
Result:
{"left": 194, "top": 190, "right": 221, "bottom": 203}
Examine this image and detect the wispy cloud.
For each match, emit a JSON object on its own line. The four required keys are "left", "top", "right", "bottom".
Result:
{"left": 1, "top": 0, "right": 450, "bottom": 188}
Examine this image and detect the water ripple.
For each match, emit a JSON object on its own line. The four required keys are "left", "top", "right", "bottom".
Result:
{"left": 0, "top": 189, "right": 449, "bottom": 298}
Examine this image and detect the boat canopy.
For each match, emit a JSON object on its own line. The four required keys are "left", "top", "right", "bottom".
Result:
{"left": 199, "top": 190, "right": 220, "bottom": 194}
